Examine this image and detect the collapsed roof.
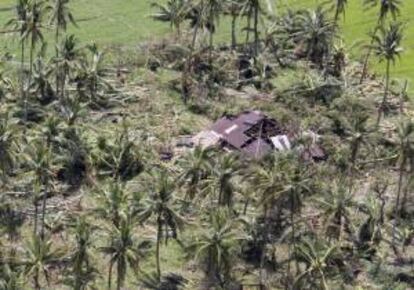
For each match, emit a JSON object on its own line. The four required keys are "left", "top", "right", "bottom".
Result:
{"left": 193, "top": 111, "right": 287, "bottom": 159}
{"left": 193, "top": 110, "right": 327, "bottom": 161}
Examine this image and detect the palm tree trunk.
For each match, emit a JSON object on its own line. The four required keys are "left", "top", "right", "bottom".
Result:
{"left": 55, "top": 25, "right": 60, "bottom": 101}
{"left": 253, "top": 4, "right": 259, "bottom": 58}
{"left": 33, "top": 198, "right": 38, "bottom": 235}
{"left": 40, "top": 180, "right": 48, "bottom": 239}
{"left": 392, "top": 157, "right": 405, "bottom": 247}
{"left": 231, "top": 14, "right": 237, "bottom": 49}
{"left": 108, "top": 261, "right": 113, "bottom": 290}
{"left": 360, "top": 24, "right": 380, "bottom": 84}
{"left": 156, "top": 220, "right": 162, "bottom": 280}
{"left": 20, "top": 40, "right": 26, "bottom": 127}
{"left": 181, "top": 3, "right": 202, "bottom": 104}
{"left": 376, "top": 59, "right": 391, "bottom": 126}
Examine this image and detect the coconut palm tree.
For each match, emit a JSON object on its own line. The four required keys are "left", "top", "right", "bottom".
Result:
{"left": 139, "top": 271, "right": 187, "bottom": 290}
{"left": 187, "top": 209, "right": 245, "bottom": 287}
{"left": 22, "top": 235, "right": 64, "bottom": 290}
{"left": 315, "top": 182, "right": 355, "bottom": 241}
{"left": 360, "top": 0, "right": 402, "bottom": 83}
{"left": 47, "top": 0, "right": 76, "bottom": 98}
{"left": 392, "top": 119, "right": 414, "bottom": 243}
{"left": 293, "top": 238, "right": 339, "bottom": 290}
{"left": 205, "top": 0, "right": 223, "bottom": 63}
{"left": 69, "top": 217, "right": 97, "bottom": 290}
{"left": 6, "top": 0, "right": 30, "bottom": 124}
{"left": 371, "top": 22, "right": 404, "bottom": 126}
{"left": 56, "top": 34, "right": 81, "bottom": 101}
{"left": 139, "top": 169, "right": 184, "bottom": 280}
{"left": 332, "top": 0, "right": 348, "bottom": 24}
{"left": 0, "top": 114, "right": 17, "bottom": 187}
{"left": 94, "top": 181, "right": 129, "bottom": 228}
{"left": 177, "top": 145, "right": 213, "bottom": 202}
{"left": 204, "top": 152, "right": 240, "bottom": 208}
{"left": 100, "top": 215, "right": 150, "bottom": 290}
{"left": 0, "top": 264, "right": 24, "bottom": 290}
{"left": 151, "top": 0, "right": 189, "bottom": 37}
{"left": 23, "top": 0, "right": 47, "bottom": 91}
{"left": 294, "top": 6, "right": 337, "bottom": 68}
{"left": 24, "top": 139, "right": 55, "bottom": 237}
{"left": 242, "top": 0, "right": 261, "bottom": 56}
{"left": 31, "top": 54, "right": 55, "bottom": 105}
{"left": 224, "top": 0, "right": 244, "bottom": 49}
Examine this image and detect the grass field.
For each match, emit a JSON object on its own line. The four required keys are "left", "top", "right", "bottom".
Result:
{"left": 0, "top": 0, "right": 413, "bottom": 92}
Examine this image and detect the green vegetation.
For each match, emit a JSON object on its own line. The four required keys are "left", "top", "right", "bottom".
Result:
{"left": 0, "top": 0, "right": 413, "bottom": 289}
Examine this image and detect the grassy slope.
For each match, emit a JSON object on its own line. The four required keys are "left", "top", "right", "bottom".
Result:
{"left": 0, "top": 0, "right": 412, "bottom": 91}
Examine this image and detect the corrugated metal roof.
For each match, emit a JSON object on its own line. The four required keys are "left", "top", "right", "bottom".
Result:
{"left": 210, "top": 117, "right": 233, "bottom": 135}
{"left": 225, "top": 128, "right": 251, "bottom": 148}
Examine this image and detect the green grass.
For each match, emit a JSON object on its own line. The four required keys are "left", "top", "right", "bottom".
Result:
{"left": 281, "top": 0, "right": 414, "bottom": 93}
{"left": 0, "top": 0, "right": 413, "bottom": 91}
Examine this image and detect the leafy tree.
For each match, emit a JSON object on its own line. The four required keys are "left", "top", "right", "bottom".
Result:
{"left": 100, "top": 215, "right": 150, "bottom": 290}
{"left": 140, "top": 169, "right": 184, "bottom": 280}
{"left": 371, "top": 22, "right": 403, "bottom": 125}
{"left": 360, "top": 0, "right": 402, "bottom": 83}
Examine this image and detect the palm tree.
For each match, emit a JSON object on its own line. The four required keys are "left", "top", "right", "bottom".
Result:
{"left": 293, "top": 238, "right": 339, "bottom": 290}
{"left": 177, "top": 145, "right": 213, "bottom": 202}
{"left": 56, "top": 34, "right": 81, "bottom": 101}
{"left": 22, "top": 235, "right": 64, "bottom": 290}
{"left": 6, "top": 0, "right": 30, "bottom": 125}
{"left": 151, "top": 0, "right": 189, "bottom": 37}
{"left": 75, "top": 44, "right": 111, "bottom": 109}
{"left": 205, "top": 153, "right": 240, "bottom": 208}
{"left": 24, "top": 140, "right": 55, "bottom": 237}
{"left": 224, "top": 0, "right": 244, "bottom": 49}
{"left": 360, "top": 0, "right": 402, "bottom": 83}
{"left": 0, "top": 115, "right": 17, "bottom": 187}
{"left": 294, "top": 6, "right": 337, "bottom": 68}
{"left": 139, "top": 271, "right": 187, "bottom": 290}
{"left": 100, "top": 215, "right": 150, "bottom": 290}
{"left": 332, "top": 0, "right": 348, "bottom": 24}
{"left": 372, "top": 22, "right": 403, "bottom": 126}
{"left": 187, "top": 209, "right": 245, "bottom": 287}
{"left": 140, "top": 169, "right": 185, "bottom": 280}
{"left": 392, "top": 120, "right": 414, "bottom": 243}
{"left": 47, "top": 0, "right": 76, "bottom": 99}
{"left": 31, "top": 54, "right": 55, "bottom": 105}
{"left": 242, "top": 0, "right": 261, "bottom": 57}
{"left": 314, "top": 182, "right": 355, "bottom": 241}
{"left": 0, "top": 264, "right": 24, "bottom": 290}
{"left": 94, "top": 181, "right": 129, "bottom": 228}
{"left": 70, "top": 217, "right": 97, "bottom": 290}
{"left": 205, "top": 0, "right": 223, "bottom": 63}
{"left": 23, "top": 0, "right": 46, "bottom": 94}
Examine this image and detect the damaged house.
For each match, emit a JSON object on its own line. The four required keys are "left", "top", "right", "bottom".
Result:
{"left": 192, "top": 110, "right": 326, "bottom": 161}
